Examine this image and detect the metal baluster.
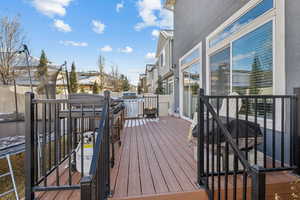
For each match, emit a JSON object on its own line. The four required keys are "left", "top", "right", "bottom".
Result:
{"left": 225, "top": 97, "right": 229, "bottom": 200}
{"left": 216, "top": 97, "right": 221, "bottom": 200}
{"left": 263, "top": 98, "right": 267, "bottom": 168}
{"left": 281, "top": 98, "right": 285, "bottom": 167}
{"left": 42, "top": 103, "right": 47, "bottom": 186}
{"left": 81, "top": 104, "right": 84, "bottom": 177}
{"left": 48, "top": 103, "right": 52, "bottom": 171}
{"left": 54, "top": 103, "right": 59, "bottom": 186}
{"left": 272, "top": 98, "right": 276, "bottom": 168}
{"left": 254, "top": 98, "right": 258, "bottom": 164}
{"left": 68, "top": 103, "right": 72, "bottom": 185}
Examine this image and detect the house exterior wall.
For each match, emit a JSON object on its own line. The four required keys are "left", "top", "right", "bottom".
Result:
{"left": 285, "top": 0, "right": 300, "bottom": 94}
{"left": 158, "top": 39, "right": 173, "bottom": 79}
{"left": 173, "top": 0, "right": 251, "bottom": 111}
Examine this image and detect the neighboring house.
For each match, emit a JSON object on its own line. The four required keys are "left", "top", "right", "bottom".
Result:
{"left": 145, "top": 64, "right": 158, "bottom": 93}
{"left": 56, "top": 71, "right": 115, "bottom": 93}
{"left": 155, "top": 30, "right": 174, "bottom": 96}
{"left": 138, "top": 73, "right": 147, "bottom": 93}
{"left": 1, "top": 54, "right": 60, "bottom": 87}
{"left": 166, "top": 0, "right": 300, "bottom": 121}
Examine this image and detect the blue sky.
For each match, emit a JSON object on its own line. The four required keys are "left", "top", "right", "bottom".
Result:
{"left": 0, "top": 0, "right": 173, "bottom": 85}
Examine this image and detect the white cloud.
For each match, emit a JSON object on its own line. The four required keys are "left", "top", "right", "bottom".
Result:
{"left": 100, "top": 45, "right": 113, "bottom": 52}
{"left": 31, "top": 0, "right": 72, "bottom": 17}
{"left": 53, "top": 19, "right": 72, "bottom": 32}
{"left": 120, "top": 46, "right": 133, "bottom": 53}
{"left": 145, "top": 52, "right": 155, "bottom": 59}
{"left": 92, "top": 20, "right": 105, "bottom": 34}
{"left": 233, "top": 51, "right": 255, "bottom": 62}
{"left": 135, "top": 0, "right": 173, "bottom": 31}
{"left": 116, "top": 2, "right": 124, "bottom": 12}
{"left": 59, "top": 40, "right": 88, "bottom": 47}
{"left": 152, "top": 29, "right": 159, "bottom": 37}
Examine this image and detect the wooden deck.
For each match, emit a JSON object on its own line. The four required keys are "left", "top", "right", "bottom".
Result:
{"left": 110, "top": 117, "right": 198, "bottom": 198}
{"left": 36, "top": 116, "right": 299, "bottom": 200}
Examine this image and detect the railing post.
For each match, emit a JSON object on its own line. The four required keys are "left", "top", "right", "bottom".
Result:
{"left": 293, "top": 88, "right": 300, "bottom": 174}
{"left": 80, "top": 176, "right": 92, "bottom": 200}
{"left": 197, "top": 88, "right": 205, "bottom": 186}
{"left": 142, "top": 95, "right": 145, "bottom": 117}
{"left": 251, "top": 166, "right": 266, "bottom": 200}
{"left": 104, "top": 90, "right": 111, "bottom": 197}
{"left": 25, "top": 92, "right": 35, "bottom": 200}
{"left": 157, "top": 95, "right": 159, "bottom": 118}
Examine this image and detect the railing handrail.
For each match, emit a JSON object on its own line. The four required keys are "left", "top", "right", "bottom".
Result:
{"left": 199, "top": 94, "right": 253, "bottom": 172}
{"left": 203, "top": 94, "right": 296, "bottom": 98}
{"left": 89, "top": 102, "right": 108, "bottom": 176}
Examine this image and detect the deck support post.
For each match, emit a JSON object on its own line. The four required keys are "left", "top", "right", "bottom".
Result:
{"left": 251, "top": 166, "right": 266, "bottom": 200}
{"left": 80, "top": 176, "right": 92, "bottom": 200}
{"left": 197, "top": 88, "right": 205, "bottom": 186}
{"left": 293, "top": 88, "right": 300, "bottom": 174}
{"left": 25, "top": 92, "right": 35, "bottom": 200}
{"left": 157, "top": 95, "right": 159, "bottom": 118}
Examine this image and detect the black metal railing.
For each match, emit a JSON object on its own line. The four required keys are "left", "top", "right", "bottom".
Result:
{"left": 197, "top": 88, "right": 297, "bottom": 200}
{"left": 25, "top": 91, "right": 123, "bottom": 200}
{"left": 80, "top": 91, "right": 111, "bottom": 200}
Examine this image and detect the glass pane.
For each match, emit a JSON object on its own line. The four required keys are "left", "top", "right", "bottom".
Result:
{"left": 182, "top": 62, "right": 200, "bottom": 119}
{"left": 183, "top": 70, "right": 190, "bottom": 118}
{"left": 210, "top": 47, "right": 231, "bottom": 96}
{"left": 232, "top": 21, "right": 273, "bottom": 118}
{"left": 209, "top": 0, "right": 273, "bottom": 47}
{"left": 189, "top": 62, "right": 200, "bottom": 118}
{"left": 232, "top": 21, "right": 273, "bottom": 95}
{"left": 181, "top": 48, "right": 200, "bottom": 66}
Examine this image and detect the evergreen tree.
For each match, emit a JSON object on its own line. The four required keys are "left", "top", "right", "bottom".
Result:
{"left": 120, "top": 74, "right": 130, "bottom": 91}
{"left": 249, "top": 54, "right": 262, "bottom": 95}
{"left": 155, "top": 76, "right": 164, "bottom": 95}
{"left": 70, "top": 62, "right": 78, "bottom": 93}
{"left": 36, "top": 50, "right": 49, "bottom": 97}
{"left": 92, "top": 81, "right": 100, "bottom": 94}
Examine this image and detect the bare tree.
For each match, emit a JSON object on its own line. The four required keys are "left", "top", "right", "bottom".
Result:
{"left": 0, "top": 16, "right": 25, "bottom": 85}
{"left": 97, "top": 55, "right": 105, "bottom": 91}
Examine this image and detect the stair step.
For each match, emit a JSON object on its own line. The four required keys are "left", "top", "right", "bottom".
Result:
{"left": 109, "top": 190, "right": 208, "bottom": 200}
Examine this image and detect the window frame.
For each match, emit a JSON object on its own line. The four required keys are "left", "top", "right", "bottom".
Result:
{"left": 179, "top": 42, "right": 202, "bottom": 121}
{"left": 205, "top": 0, "right": 285, "bottom": 130}
{"left": 206, "top": 0, "right": 285, "bottom": 96}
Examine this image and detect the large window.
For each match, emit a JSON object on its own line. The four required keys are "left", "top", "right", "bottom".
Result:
{"left": 208, "top": 0, "right": 275, "bottom": 97}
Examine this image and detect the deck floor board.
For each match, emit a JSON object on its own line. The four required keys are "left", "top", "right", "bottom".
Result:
{"left": 112, "top": 117, "right": 197, "bottom": 198}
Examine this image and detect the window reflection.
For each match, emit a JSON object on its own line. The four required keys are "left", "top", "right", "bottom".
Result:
{"left": 210, "top": 47, "right": 231, "bottom": 96}
{"left": 182, "top": 62, "right": 200, "bottom": 119}
{"left": 209, "top": 0, "right": 273, "bottom": 47}
{"left": 232, "top": 21, "right": 273, "bottom": 95}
